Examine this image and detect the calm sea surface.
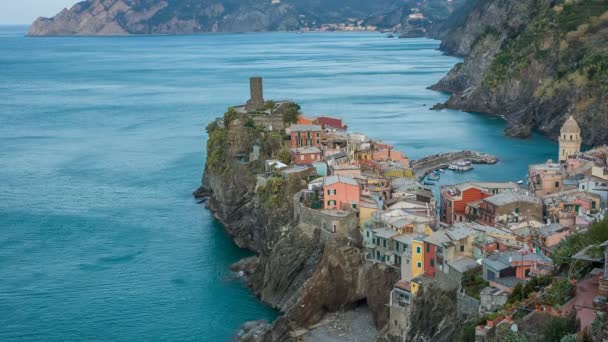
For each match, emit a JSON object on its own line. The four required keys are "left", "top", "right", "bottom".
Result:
{"left": 0, "top": 25, "right": 555, "bottom": 341}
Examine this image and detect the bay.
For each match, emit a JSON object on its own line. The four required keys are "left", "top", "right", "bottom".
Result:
{"left": 0, "top": 26, "right": 554, "bottom": 341}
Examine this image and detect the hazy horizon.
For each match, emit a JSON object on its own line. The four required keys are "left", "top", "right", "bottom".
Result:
{"left": 1, "top": 0, "right": 76, "bottom": 25}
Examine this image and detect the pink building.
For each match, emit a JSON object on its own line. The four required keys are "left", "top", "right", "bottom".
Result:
{"left": 373, "top": 148, "right": 410, "bottom": 168}
{"left": 323, "top": 175, "right": 360, "bottom": 210}
{"left": 292, "top": 147, "right": 322, "bottom": 165}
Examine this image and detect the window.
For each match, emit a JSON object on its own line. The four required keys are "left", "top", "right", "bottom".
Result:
{"left": 352, "top": 203, "right": 357, "bottom": 209}
{"left": 555, "top": 181, "right": 560, "bottom": 188}
{"left": 416, "top": 246, "right": 421, "bottom": 254}
{"left": 592, "top": 201, "right": 596, "bottom": 209}
{"left": 460, "top": 245, "right": 465, "bottom": 252}
{"left": 430, "top": 259, "right": 434, "bottom": 267}
{"left": 300, "top": 155, "right": 304, "bottom": 161}
{"left": 515, "top": 208, "right": 520, "bottom": 214}
{"left": 396, "top": 241, "right": 400, "bottom": 250}
{"left": 372, "top": 238, "right": 375, "bottom": 244}
{"left": 426, "top": 243, "right": 430, "bottom": 253}
{"left": 366, "top": 231, "right": 370, "bottom": 238}
{"left": 417, "top": 262, "right": 422, "bottom": 268}
{"left": 570, "top": 135, "right": 573, "bottom": 140}
{"left": 383, "top": 239, "right": 387, "bottom": 248}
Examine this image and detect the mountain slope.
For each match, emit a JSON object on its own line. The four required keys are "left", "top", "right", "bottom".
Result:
{"left": 27, "top": 0, "right": 402, "bottom": 35}
{"left": 432, "top": 0, "right": 608, "bottom": 145}
{"left": 28, "top": 0, "right": 468, "bottom": 36}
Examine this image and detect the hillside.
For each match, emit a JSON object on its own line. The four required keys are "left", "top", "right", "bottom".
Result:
{"left": 28, "top": 0, "right": 396, "bottom": 35}
{"left": 28, "top": 0, "right": 464, "bottom": 36}
{"left": 432, "top": 0, "right": 608, "bottom": 145}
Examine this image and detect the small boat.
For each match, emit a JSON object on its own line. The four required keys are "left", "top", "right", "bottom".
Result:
{"left": 448, "top": 161, "right": 473, "bottom": 172}
{"left": 424, "top": 180, "right": 435, "bottom": 186}
{"left": 438, "top": 169, "right": 445, "bottom": 173}
{"left": 517, "top": 180, "right": 524, "bottom": 185}
{"left": 428, "top": 173, "right": 440, "bottom": 181}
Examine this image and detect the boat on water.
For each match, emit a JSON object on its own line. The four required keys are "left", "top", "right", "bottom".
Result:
{"left": 437, "top": 168, "right": 445, "bottom": 173}
{"left": 448, "top": 160, "right": 473, "bottom": 172}
{"left": 428, "top": 172, "right": 440, "bottom": 181}
{"left": 517, "top": 180, "right": 524, "bottom": 185}
{"left": 424, "top": 180, "right": 435, "bottom": 186}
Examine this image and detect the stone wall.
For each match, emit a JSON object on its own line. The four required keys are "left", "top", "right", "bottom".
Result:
{"left": 457, "top": 291, "right": 480, "bottom": 319}
{"left": 251, "top": 113, "right": 286, "bottom": 132}
{"left": 435, "top": 269, "right": 461, "bottom": 291}
{"left": 294, "top": 192, "right": 362, "bottom": 246}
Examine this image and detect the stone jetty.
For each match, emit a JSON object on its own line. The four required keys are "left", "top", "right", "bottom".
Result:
{"left": 411, "top": 150, "right": 498, "bottom": 180}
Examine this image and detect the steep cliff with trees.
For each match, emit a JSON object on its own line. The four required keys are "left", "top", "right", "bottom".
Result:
{"left": 432, "top": 0, "right": 608, "bottom": 145}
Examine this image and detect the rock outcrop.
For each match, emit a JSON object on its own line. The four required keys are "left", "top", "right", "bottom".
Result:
{"left": 431, "top": 0, "right": 608, "bottom": 145}
{"left": 197, "top": 105, "right": 398, "bottom": 341}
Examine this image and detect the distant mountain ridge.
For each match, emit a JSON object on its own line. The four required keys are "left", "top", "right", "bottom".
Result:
{"left": 28, "top": 0, "right": 464, "bottom": 36}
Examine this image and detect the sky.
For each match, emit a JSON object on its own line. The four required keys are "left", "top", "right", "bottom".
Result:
{"left": 0, "top": 0, "right": 77, "bottom": 25}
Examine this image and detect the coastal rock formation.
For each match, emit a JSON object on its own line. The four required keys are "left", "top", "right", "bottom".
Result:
{"left": 28, "top": 0, "right": 399, "bottom": 36}
{"left": 198, "top": 105, "right": 398, "bottom": 340}
{"left": 432, "top": 0, "right": 608, "bottom": 145}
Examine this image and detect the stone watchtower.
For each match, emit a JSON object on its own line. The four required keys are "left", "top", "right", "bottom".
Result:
{"left": 245, "top": 77, "right": 264, "bottom": 112}
{"left": 558, "top": 115, "right": 581, "bottom": 162}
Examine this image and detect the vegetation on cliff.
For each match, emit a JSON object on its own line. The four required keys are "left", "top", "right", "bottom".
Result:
{"left": 434, "top": 0, "right": 608, "bottom": 145}
{"left": 550, "top": 217, "right": 608, "bottom": 269}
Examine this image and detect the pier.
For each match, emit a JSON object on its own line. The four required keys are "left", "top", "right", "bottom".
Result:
{"left": 412, "top": 150, "right": 498, "bottom": 180}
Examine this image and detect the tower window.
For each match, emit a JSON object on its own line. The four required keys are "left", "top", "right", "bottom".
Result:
{"left": 570, "top": 135, "right": 573, "bottom": 140}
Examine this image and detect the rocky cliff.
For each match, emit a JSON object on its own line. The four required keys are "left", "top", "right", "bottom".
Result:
{"left": 432, "top": 0, "right": 608, "bottom": 145}
{"left": 196, "top": 105, "right": 399, "bottom": 341}
{"left": 28, "top": 0, "right": 400, "bottom": 35}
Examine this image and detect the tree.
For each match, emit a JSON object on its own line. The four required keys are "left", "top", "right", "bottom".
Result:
{"left": 283, "top": 103, "right": 300, "bottom": 124}
{"left": 277, "top": 148, "right": 292, "bottom": 165}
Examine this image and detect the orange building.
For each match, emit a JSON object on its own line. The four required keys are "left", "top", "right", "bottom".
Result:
{"left": 323, "top": 175, "right": 361, "bottom": 210}
{"left": 440, "top": 184, "right": 491, "bottom": 225}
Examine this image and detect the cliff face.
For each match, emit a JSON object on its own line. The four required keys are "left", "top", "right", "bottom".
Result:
{"left": 28, "top": 0, "right": 400, "bottom": 36}
{"left": 432, "top": 0, "right": 608, "bottom": 145}
{"left": 198, "top": 106, "right": 398, "bottom": 341}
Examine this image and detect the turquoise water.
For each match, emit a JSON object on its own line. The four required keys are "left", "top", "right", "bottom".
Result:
{"left": 0, "top": 26, "right": 555, "bottom": 341}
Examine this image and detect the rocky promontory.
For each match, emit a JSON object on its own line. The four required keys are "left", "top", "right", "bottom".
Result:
{"left": 431, "top": 0, "right": 608, "bottom": 145}
{"left": 195, "top": 102, "right": 399, "bottom": 340}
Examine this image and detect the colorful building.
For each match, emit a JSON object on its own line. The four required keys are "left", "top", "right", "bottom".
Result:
{"left": 316, "top": 116, "right": 346, "bottom": 130}
{"left": 440, "top": 182, "right": 519, "bottom": 225}
{"left": 323, "top": 175, "right": 361, "bottom": 210}
{"left": 477, "top": 192, "right": 543, "bottom": 227}
{"left": 292, "top": 146, "right": 322, "bottom": 165}
{"left": 289, "top": 124, "right": 322, "bottom": 148}
{"left": 482, "top": 250, "right": 552, "bottom": 293}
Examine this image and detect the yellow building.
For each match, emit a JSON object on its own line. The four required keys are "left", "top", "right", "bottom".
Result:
{"left": 359, "top": 197, "right": 379, "bottom": 230}
{"left": 406, "top": 238, "right": 425, "bottom": 294}
{"left": 559, "top": 116, "right": 581, "bottom": 162}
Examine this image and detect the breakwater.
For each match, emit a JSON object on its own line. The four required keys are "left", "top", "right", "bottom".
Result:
{"left": 412, "top": 150, "right": 498, "bottom": 180}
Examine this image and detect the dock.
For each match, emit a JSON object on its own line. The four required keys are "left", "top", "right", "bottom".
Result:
{"left": 412, "top": 150, "right": 498, "bottom": 180}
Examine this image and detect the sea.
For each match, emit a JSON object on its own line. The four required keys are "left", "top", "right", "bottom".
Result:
{"left": 0, "top": 25, "right": 555, "bottom": 341}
